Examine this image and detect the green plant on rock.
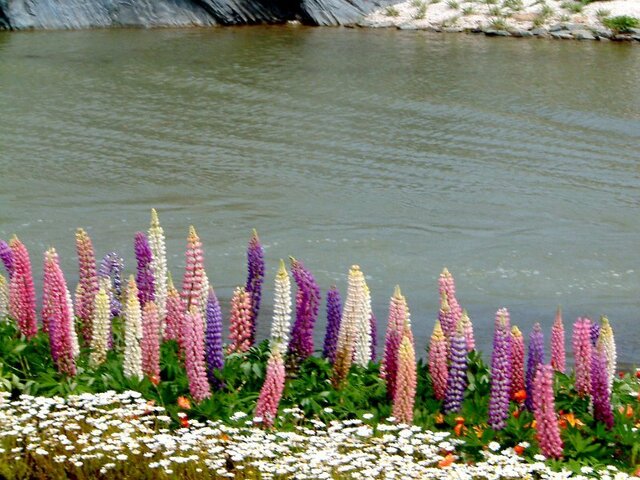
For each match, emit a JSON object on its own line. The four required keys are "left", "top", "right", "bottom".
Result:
{"left": 414, "top": 2, "right": 429, "bottom": 19}
{"left": 603, "top": 15, "right": 640, "bottom": 34}
{"left": 489, "top": 17, "right": 508, "bottom": 30}
{"left": 385, "top": 5, "right": 400, "bottom": 16}
{"left": 488, "top": 6, "right": 503, "bottom": 17}
{"left": 447, "top": 0, "right": 459, "bottom": 10}
{"left": 462, "top": 5, "right": 475, "bottom": 15}
{"left": 502, "top": 0, "right": 523, "bottom": 11}
{"left": 596, "top": 9, "right": 611, "bottom": 19}
{"left": 561, "top": 1, "right": 583, "bottom": 14}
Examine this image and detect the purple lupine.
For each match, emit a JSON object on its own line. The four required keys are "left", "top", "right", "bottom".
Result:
{"left": 245, "top": 229, "right": 264, "bottom": 345}
{"left": 322, "top": 286, "right": 342, "bottom": 363}
{"left": 205, "top": 288, "right": 225, "bottom": 390}
{"left": 525, "top": 323, "right": 545, "bottom": 410}
{"left": 590, "top": 322, "right": 600, "bottom": 347}
{"left": 488, "top": 308, "right": 512, "bottom": 430}
{"left": 287, "top": 258, "right": 321, "bottom": 367}
{"left": 134, "top": 232, "right": 155, "bottom": 306}
{"left": 591, "top": 345, "right": 614, "bottom": 429}
{"left": 443, "top": 323, "right": 468, "bottom": 414}
{"left": 99, "top": 252, "right": 124, "bottom": 317}
{"left": 0, "top": 240, "right": 14, "bottom": 277}
{"left": 369, "top": 311, "right": 377, "bottom": 362}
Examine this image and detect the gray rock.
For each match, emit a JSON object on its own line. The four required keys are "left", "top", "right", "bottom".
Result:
{"left": 550, "top": 31, "right": 573, "bottom": 39}
{"left": 629, "top": 27, "right": 640, "bottom": 35}
{"left": 425, "top": 25, "right": 441, "bottom": 32}
{"left": 531, "top": 27, "right": 549, "bottom": 36}
{"left": 572, "top": 30, "right": 595, "bottom": 40}
{"left": 633, "top": 35, "right": 640, "bottom": 42}
{"left": 565, "top": 23, "right": 587, "bottom": 31}
{"left": 398, "top": 23, "right": 419, "bottom": 30}
{"left": 443, "top": 26, "right": 463, "bottom": 33}
{"left": 301, "top": 0, "right": 394, "bottom": 26}
{"left": 548, "top": 23, "right": 566, "bottom": 32}
{"left": 484, "top": 29, "right": 510, "bottom": 37}
{"left": 593, "top": 28, "right": 613, "bottom": 39}
{"left": 612, "top": 34, "right": 633, "bottom": 42}
{"left": 510, "top": 29, "right": 533, "bottom": 37}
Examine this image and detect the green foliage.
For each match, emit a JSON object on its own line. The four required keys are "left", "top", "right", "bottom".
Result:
{"left": 446, "top": 0, "right": 459, "bottom": 10}
{"left": 384, "top": 5, "right": 400, "bottom": 17}
{"left": 413, "top": 2, "right": 428, "bottom": 19}
{"left": 602, "top": 15, "right": 640, "bottom": 34}
{"left": 561, "top": 1, "right": 583, "bottom": 13}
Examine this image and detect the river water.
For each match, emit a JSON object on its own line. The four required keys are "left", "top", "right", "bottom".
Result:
{"left": 1, "top": 27, "right": 639, "bottom": 364}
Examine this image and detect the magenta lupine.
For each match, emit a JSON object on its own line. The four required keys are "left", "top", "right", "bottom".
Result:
{"left": 181, "top": 226, "right": 205, "bottom": 313}
{"left": 525, "top": 323, "right": 545, "bottom": 410}
{"left": 322, "top": 286, "right": 342, "bottom": 363}
{"left": 393, "top": 335, "right": 417, "bottom": 424}
{"left": 76, "top": 228, "right": 99, "bottom": 344}
{"left": 443, "top": 322, "right": 468, "bottom": 414}
{"left": 141, "top": 301, "right": 161, "bottom": 383}
{"left": 460, "top": 310, "right": 475, "bottom": 352}
{"left": 42, "top": 249, "right": 77, "bottom": 375}
{"left": 532, "top": 364, "right": 563, "bottom": 459}
{"left": 428, "top": 320, "right": 448, "bottom": 401}
{"left": 205, "top": 288, "right": 225, "bottom": 390}
{"left": 381, "top": 286, "right": 408, "bottom": 399}
{"left": 573, "top": 317, "right": 592, "bottom": 397}
{"left": 227, "top": 287, "right": 253, "bottom": 354}
{"left": 438, "top": 267, "right": 463, "bottom": 329}
{"left": 245, "top": 229, "right": 264, "bottom": 345}
{"left": 488, "top": 308, "right": 512, "bottom": 430}
{"left": 0, "top": 240, "right": 14, "bottom": 277}
{"left": 287, "top": 258, "right": 321, "bottom": 366}
{"left": 8, "top": 236, "right": 37, "bottom": 339}
{"left": 99, "top": 252, "right": 124, "bottom": 317}
{"left": 183, "top": 306, "right": 211, "bottom": 403}
{"left": 255, "top": 350, "right": 286, "bottom": 428}
{"left": 369, "top": 311, "right": 377, "bottom": 362}
{"left": 591, "top": 345, "right": 614, "bottom": 429}
{"left": 134, "top": 232, "right": 155, "bottom": 307}
{"left": 510, "top": 326, "right": 525, "bottom": 399}
{"left": 551, "top": 307, "right": 565, "bottom": 373}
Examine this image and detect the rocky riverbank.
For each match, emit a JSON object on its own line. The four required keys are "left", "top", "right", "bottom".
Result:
{"left": 361, "top": 0, "right": 640, "bottom": 42}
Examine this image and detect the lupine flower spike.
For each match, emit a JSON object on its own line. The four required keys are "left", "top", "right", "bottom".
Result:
{"left": 255, "top": 350, "right": 286, "bottom": 428}
{"left": 428, "top": 320, "right": 448, "bottom": 401}
{"left": 0, "top": 239, "right": 14, "bottom": 277}
{"left": 322, "top": 286, "right": 342, "bottom": 364}
{"left": 183, "top": 306, "right": 211, "bottom": 403}
{"left": 393, "top": 334, "right": 417, "bottom": 424}
{"left": 98, "top": 253, "right": 124, "bottom": 318}
{"left": 437, "top": 293, "right": 455, "bottom": 342}
{"left": 246, "top": 229, "right": 265, "bottom": 345}
{"left": 590, "top": 322, "right": 600, "bottom": 347}
{"left": 270, "top": 260, "right": 291, "bottom": 355}
{"left": 525, "top": 323, "right": 544, "bottom": 410}
{"left": 205, "top": 288, "right": 224, "bottom": 390}
{"left": 181, "top": 226, "right": 205, "bottom": 313}
{"left": 227, "top": 287, "right": 253, "bottom": 354}
{"left": 164, "top": 275, "right": 183, "bottom": 341}
{"left": 510, "top": 326, "right": 525, "bottom": 400}
{"left": 141, "top": 301, "right": 161, "bottom": 384}
{"left": 381, "top": 285, "right": 408, "bottom": 398}
{"left": 199, "top": 270, "right": 210, "bottom": 319}
{"left": 0, "top": 274, "right": 8, "bottom": 320}
{"left": 90, "top": 282, "right": 111, "bottom": 367}
{"left": 353, "top": 280, "right": 373, "bottom": 368}
{"left": 134, "top": 232, "right": 155, "bottom": 306}
{"left": 148, "top": 209, "right": 168, "bottom": 333}
{"left": 551, "top": 307, "right": 565, "bottom": 373}
{"left": 597, "top": 316, "right": 616, "bottom": 393}
{"left": 369, "top": 311, "right": 377, "bottom": 362}
{"left": 438, "top": 267, "right": 463, "bottom": 332}
{"left": 75, "top": 229, "right": 99, "bottom": 344}
{"left": 123, "top": 276, "right": 143, "bottom": 381}
{"left": 460, "top": 310, "right": 475, "bottom": 352}
{"left": 287, "top": 258, "right": 321, "bottom": 368}
{"left": 591, "top": 344, "right": 614, "bottom": 429}
{"left": 488, "top": 308, "right": 512, "bottom": 430}
{"left": 8, "top": 236, "right": 37, "bottom": 339}
{"left": 443, "top": 322, "right": 468, "bottom": 414}
{"left": 572, "top": 317, "right": 592, "bottom": 397}
{"left": 532, "top": 364, "right": 563, "bottom": 459}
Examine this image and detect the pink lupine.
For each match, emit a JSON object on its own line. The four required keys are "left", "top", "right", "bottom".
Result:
{"left": 572, "top": 317, "right": 592, "bottom": 397}
{"left": 392, "top": 335, "right": 417, "bottom": 424}
{"left": 551, "top": 307, "right": 565, "bottom": 373}
{"left": 510, "top": 326, "right": 525, "bottom": 399}
{"left": 438, "top": 267, "right": 463, "bottom": 328}
{"left": 181, "top": 226, "right": 205, "bottom": 313}
{"left": 532, "top": 364, "right": 563, "bottom": 459}
{"left": 183, "top": 306, "right": 211, "bottom": 403}
{"left": 227, "top": 286, "right": 253, "bottom": 354}
{"left": 164, "top": 277, "right": 183, "bottom": 342}
{"left": 460, "top": 310, "right": 475, "bottom": 352}
{"left": 428, "top": 320, "right": 448, "bottom": 401}
{"left": 381, "top": 286, "right": 408, "bottom": 399}
{"left": 8, "top": 236, "right": 37, "bottom": 339}
{"left": 76, "top": 228, "right": 99, "bottom": 344}
{"left": 254, "top": 350, "right": 286, "bottom": 428}
{"left": 141, "top": 302, "right": 161, "bottom": 384}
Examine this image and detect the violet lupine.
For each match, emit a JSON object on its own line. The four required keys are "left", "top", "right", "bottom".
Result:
{"left": 393, "top": 334, "right": 417, "bottom": 424}
{"left": 42, "top": 248, "right": 76, "bottom": 375}
{"left": 591, "top": 345, "right": 614, "bottom": 429}
{"left": 438, "top": 267, "right": 463, "bottom": 330}
{"left": 134, "top": 232, "right": 155, "bottom": 307}
{"left": 270, "top": 260, "right": 291, "bottom": 355}
{"left": 255, "top": 350, "right": 286, "bottom": 428}
{"left": 322, "top": 286, "right": 342, "bottom": 364}
{"left": 572, "top": 317, "right": 592, "bottom": 397}
{"left": 428, "top": 320, "right": 448, "bottom": 401}
{"left": 123, "top": 276, "right": 143, "bottom": 381}
{"left": 227, "top": 286, "right": 253, "bottom": 354}
{"left": 8, "top": 236, "right": 37, "bottom": 339}
{"left": 148, "top": 209, "right": 168, "bottom": 332}
{"left": 590, "top": 321, "right": 600, "bottom": 347}
{"left": 245, "top": 229, "right": 264, "bottom": 345}
{"left": 488, "top": 308, "right": 512, "bottom": 430}
{"left": 287, "top": 258, "right": 321, "bottom": 367}
{"left": 460, "top": 310, "right": 475, "bottom": 352}
{"left": 353, "top": 281, "right": 373, "bottom": 368}
{"left": 443, "top": 322, "right": 468, "bottom": 414}
{"left": 369, "top": 311, "right": 377, "bottom": 362}
{"left": 381, "top": 285, "right": 408, "bottom": 398}
{"left": 164, "top": 276, "right": 183, "bottom": 342}
{"left": 183, "top": 306, "right": 211, "bottom": 403}
{"left": 551, "top": 307, "right": 565, "bottom": 373}
{"left": 597, "top": 316, "right": 616, "bottom": 393}
{"left": 141, "top": 301, "right": 161, "bottom": 383}
{"left": 525, "top": 323, "right": 545, "bottom": 410}
{"left": 76, "top": 228, "right": 99, "bottom": 344}
{"left": 98, "top": 252, "right": 124, "bottom": 317}
{"left": 0, "top": 240, "right": 14, "bottom": 277}
{"left": 181, "top": 226, "right": 205, "bottom": 313}
{"left": 510, "top": 326, "right": 525, "bottom": 399}
{"left": 0, "top": 275, "right": 8, "bottom": 320}
{"left": 90, "top": 284, "right": 111, "bottom": 367}
{"left": 332, "top": 266, "right": 366, "bottom": 388}
{"left": 205, "top": 288, "right": 224, "bottom": 390}
{"left": 532, "top": 364, "right": 563, "bottom": 459}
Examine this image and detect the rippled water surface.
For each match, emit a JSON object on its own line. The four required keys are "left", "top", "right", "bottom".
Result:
{"left": 1, "top": 27, "right": 639, "bottom": 362}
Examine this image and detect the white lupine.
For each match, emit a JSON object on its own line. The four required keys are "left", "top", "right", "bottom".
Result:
{"left": 270, "top": 260, "right": 291, "bottom": 354}
{"left": 90, "top": 284, "right": 111, "bottom": 366}
{"left": 65, "top": 288, "right": 80, "bottom": 358}
{"left": 123, "top": 276, "right": 143, "bottom": 381}
{"left": 148, "top": 209, "right": 168, "bottom": 335}
{"left": 353, "top": 282, "right": 372, "bottom": 367}
{"left": 0, "top": 274, "right": 8, "bottom": 320}
{"left": 200, "top": 270, "right": 210, "bottom": 320}
{"left": 598, "top": 316, "right": 617, "bottom": 392}
{"left": 335, "top": 265, "right": 366, "bottom": 364}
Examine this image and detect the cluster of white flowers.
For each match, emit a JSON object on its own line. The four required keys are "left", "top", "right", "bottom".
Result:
{"left": 0, "top": 390, "right": 638, "bottom": 480}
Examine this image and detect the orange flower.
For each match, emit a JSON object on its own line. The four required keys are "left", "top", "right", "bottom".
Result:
{"left": 454, "top": 423, "right": 466, "bottom": 436}
{"left": 513, "top": 390, "right": 526, "bottom": 403}
{"left": 180, "top": 417, "right": 189, "bottom": 428}
{"left": 438, "top": 453, "right": 455, "bottom": 468}
{"left": 512, "top": 409, "right": 521, "bottom": 419}
{"left": 473, "top": 426, "right": 484, "bottom": 439}
{"left": 150, "top": 374, "right": 160, "bottom": 386}
{"left": 455, "top": 416, "right": 465, "bottom": 425}
{"left": 435, "top": 413, "right": 445, "bottom": 425}
{"left": 177, "top": 396, "right": 191, "bottom": 410}
{"left": 558, "top": 417, "right": 567, "bottom": 430}
{"left": 514, "top": 445, "right": 525, "bottom": 455}
{"left": 219, "top": 433, "right": 230, "bottom": 442}
{"left": 531, "top": 419, "right": 537, "bottom": 429}
{"left": 562, "top": 412, "right": 584, "bottom": 428}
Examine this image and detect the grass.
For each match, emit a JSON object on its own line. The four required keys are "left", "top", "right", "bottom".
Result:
{"left": 411, "top": 0, "right": 424, "bottom": 8}
{"left": 560, "top": 1, "right": 583, "bottom": 14}
{"left": 413, "top": 1, "right": 428, "bottom": 19}
{"left": 441, "top": 14, "right": 460, "bottom": 27}
{"left": 596, "top": 9, "right": 611, "bottom": 20}
{"left": 462, "top": 5, "right": 475, "bottom": 15}
{"left": 489, "top": 17, "right": 509, "bottom": 30}
{"left": 502, "top": 0, "right": 523, "bottom": 11}
{"left": 384, "top": 5, "right": 400, "bottom": 17}
{"left": 488, "top": 6, "right": 503, "bottom": 17}
{"left": 602, "top": 15, "right": 640, "bottom": 34}
{"left": 447, "top": 0, "right": 460, "bottom": 10}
